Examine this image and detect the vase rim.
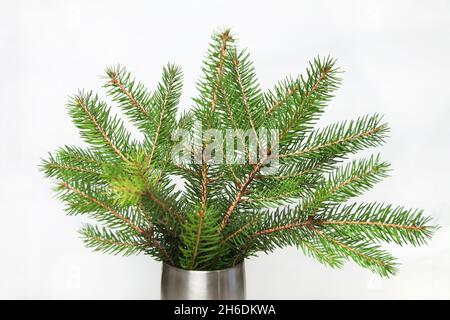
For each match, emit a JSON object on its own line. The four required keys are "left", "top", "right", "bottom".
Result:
{"left": 162, "top": 261, "right": 245, "bottom": 274}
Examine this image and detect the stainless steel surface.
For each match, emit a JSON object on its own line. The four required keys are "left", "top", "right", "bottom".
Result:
{"left": 161, "top": 262, "right": 246, "bottom": 300}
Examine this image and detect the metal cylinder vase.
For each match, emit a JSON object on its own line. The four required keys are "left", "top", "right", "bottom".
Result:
{"left": 160, "top": 262, "right": 246, "bottom": 300}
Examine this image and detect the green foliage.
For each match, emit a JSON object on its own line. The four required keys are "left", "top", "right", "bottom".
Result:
{"left": 41, "top": 29, "right": 436, "bottom": 277}
{"left": 264, "top": 56, "right": 341, "bottom": 148}
{"left": 179, "top": 206, "right": 225, "bottom": 270}
{"left": 80, "top": 224, "right": 147, "bottom": 256}
{"left": 104, "top": 64, "right": 153, "bottom": 132}
{"left": 102, "top": 149, "right": 150, "bottom": 206}
{"left": 67, "top": 91, "right": 133, "bottom": 162}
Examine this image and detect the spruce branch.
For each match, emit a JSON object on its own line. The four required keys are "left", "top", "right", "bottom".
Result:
{"left": 265, "top": 57, "right": 341, "bottom": 148}
{"left": 80, "top": 224, "right": 174, "bottom": 263}
{"left": 265, "top": 77, "right": 300, "bottom": 115}
{"left": 311, "top": 228, "right": 398, "bottom": 277}
{"left": 105, "top": 65, "right": 151, "bottom": 119}
{"left": 58, "top": 181, "right": 144, "bottom": 234}
{"left": 179, "top": 207, "right": 223, "bottom": 270}
{"left": 42, "top": 29, "right": 436, "bottom": 277}
{"left": 255, "top": 215, "right": 316, "bottom": 236}
{"left": 146, "top": 63, "right": 183, "bottom": 168}
{"left": 209, "top": 29, "right": 232, "bottom": 113}
{"left": 296, "top": 234, "right": 344, "bottom": 268}
{"left": 227, "top": 48, "right": 262, "bottom": 142}
{"left": 80, "top": 224, "right": 147, "bottom": 256}
{"left": 195, "top": 29, "right": 235, "bottom": 119}
{"left": 220, "top": 161, "right": 264, "bottom": 230}
{"left": 278, "top": 114, "right": 389, "bottom": 162}
{"left": 68, "top": 92, "right": 131, "bottom": 162}
{"left": 41, "top": 148, "right": 105, "bottom": 184}
{"left": 144, "top": 190, "right": 185, "bottom": 224}
{"left": 310, "top": 154, "right": 390, "bottom": 205}
{"left": 316, "top": 202, "right": 435, "bottom": 246}
{"left": 265, "top": 57, "right": 336, "bottom": 116}
{"left": 188, "top": 30, "right": 237, "bottom": 258}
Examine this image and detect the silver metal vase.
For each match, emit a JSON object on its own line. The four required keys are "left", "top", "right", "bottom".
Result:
{"left": 160, "top": 262, "right": 246, "bottom": 300}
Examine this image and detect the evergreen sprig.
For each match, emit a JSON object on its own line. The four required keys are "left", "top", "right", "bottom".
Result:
{"left": 41, "top": 29, "right": 436, "bottom": 277}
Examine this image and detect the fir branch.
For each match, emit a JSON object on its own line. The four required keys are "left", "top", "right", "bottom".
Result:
{"left": 105, "top": 65, "right": 150, "bottom": 118}
{"left": 319, "top": 220, "right": 427, "bottom": 231}
{"left": 59, "top": 181, "right": 144, "bottom": 234}
{"left": 42, "top": 156, "right": 102, "bottom": 181}
{"left": 42, "top": 29, "right": 436, "bottom": 276}
{"left": 278, "top": 114, "right": 388, "bottom": 161}
{"left": 264, "top": 57, "right": 341, "bottom": 149}
{"left": 80, "top": 224, "right": 147, "bottom": 256}
{"left": 255, "top": 215, "right": 315, "bottom": 236}
{"left": 146, "top": 64, "right": 183, "bottom": 168}
{"left": 229, "top": 49, "right": 260, "bottom": 142}
{"left": 310, "top": 154, "right": 390, "bottom": 206}
{"left": 298, "top": 237, "right": 343, "bottom": 268}
{"left": 316, "top": 202, "right": 435, "bottom": 246}
{"left": 150, "top": 238, "right": 175, "bottom": 265}
{"left": 189, "top": 31, "right": 239, "bottom": 261}
{"left": 210, "top": 30, "right": 232, "bottom": 112}
{"left": 199, "top": 156, "right": 209, "bottom": 211}
{"left": 68, "top": 92, "right": 131, "bottom": 163}
{"left": 144, "top": 190, "right": 185, "bottom": 224}
{"left": 265, "top": 61, "right": 331, "bottom": 115}
{"left": 46, "top": 162, "right": 96, "bottom": 175}
{"left": 242, "top": 173, "right": 318, "bottom": 208}
{"left": 191, "top": 211, "right": 205, "bottom": 268}
{"left": 179, "top": 207, "right": 223, "bottom": 270}
{"left": 310, "top": 228, "right": 398, "bottom": 277}
{"left": 222, "top": 214, "right": 262, "bottom": 244}
{"left": 218, "top": 59, "right": 340, "bottom": 231}
{"left": 192, "top": 153, "right": 212, "bottom": 268}
{"left": 265, "top": 79, "right": 299, "bottom": 115}
{"left": 220, "top": 161, "right": 263, "bottom": 230}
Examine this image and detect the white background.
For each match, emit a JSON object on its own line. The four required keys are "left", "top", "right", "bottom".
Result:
{"left": 1, "top": 0, "right": 449, "bottom": 299}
